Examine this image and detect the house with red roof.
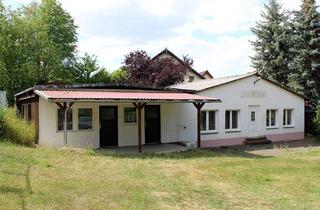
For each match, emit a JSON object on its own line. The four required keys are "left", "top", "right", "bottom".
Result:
{"left": 15, "top": 50, "right": 305, "bottom": 152}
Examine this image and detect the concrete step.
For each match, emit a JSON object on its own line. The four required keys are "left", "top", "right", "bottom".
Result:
{"left": 245, "top": 136, "right": 271, "bottom": 145}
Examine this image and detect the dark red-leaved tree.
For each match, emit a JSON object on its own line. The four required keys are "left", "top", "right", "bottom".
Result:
{"left": 124, "top": 50, "right": 193, "bottom": 87}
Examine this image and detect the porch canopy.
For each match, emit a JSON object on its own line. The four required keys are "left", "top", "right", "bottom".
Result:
{"left": 35, "top": 89, "right": 221, "bottom": 152}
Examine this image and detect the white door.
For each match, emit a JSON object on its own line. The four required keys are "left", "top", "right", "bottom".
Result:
{"left": 248, "top": 105, "right": 260, "bottom": 137}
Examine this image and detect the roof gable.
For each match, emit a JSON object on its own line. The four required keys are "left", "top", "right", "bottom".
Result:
{"left": 199, "top": 70, "right": 213, "bottom": 79}
{"left": 152, "top": 48, "right": 205, "bottom": 79}
{"left": 171, "top": 72, "right": 305, "bottom": 99}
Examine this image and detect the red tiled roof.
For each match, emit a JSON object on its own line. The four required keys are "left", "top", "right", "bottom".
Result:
{"left": 35, "top": 90, "right": 220, "bottom": 102}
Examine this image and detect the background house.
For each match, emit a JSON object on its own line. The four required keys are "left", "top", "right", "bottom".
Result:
{"left": 152, "top": 48, "right": 210, "bottom": 83}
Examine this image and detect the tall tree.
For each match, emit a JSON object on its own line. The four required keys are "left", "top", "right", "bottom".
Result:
{"left": 251, "top": 0, "right": 292, "bottom": 85}
{"left": 89, "top": 68, "right": 111, "bottom": 83}
{"left": 124, "top": 50, "right": 192, "bottom": 87}
{"left": 0, "top": 0, "right": 78, "bottom": 104}
{"left": 291, "top": 0, "right": 320, "bottom": 101}
{"left": 110, "top": 66, "right": 127, "bottom": 83}
{"left": 0, "top": 1, "right": 33, "bottom": 104}
{"left": 27, "top": 0, "right": 78, "bottom": 83}
{"left": 74, "top": 53, "right": 100, "bottom": 83}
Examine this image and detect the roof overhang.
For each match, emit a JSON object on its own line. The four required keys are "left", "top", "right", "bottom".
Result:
{"left": 34, "top": 90, "right": 221, "bottom": 103}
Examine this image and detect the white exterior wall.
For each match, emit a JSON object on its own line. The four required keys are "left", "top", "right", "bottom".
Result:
{"left": 183, "top": 70, "right": 203, "bottom": 83}
{"left": 38, "top": 98, "right": 180, "bottom": 148}
{"left": 38, "top": 75, "right": 305, "bottom": 149}
{"left": 178, "top": 75, "right": 305, "bottom": 146}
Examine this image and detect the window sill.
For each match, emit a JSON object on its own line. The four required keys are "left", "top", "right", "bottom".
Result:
{"left": 57, "top": 130, "right": 73, "bottom": 133}
{"left": 225, "top": 129, "right": 241, "bottom": 133}
{"left": 77, "top": 129, "right": 95, "bottom": 132}
{"left": 57, "top": 129, "right": 95, "bottom": 133}
{"left": 123, "top": 122, "right": 137, "bottom": 125}
{"left": 283, "top": 125, "right": 295, "bottom": 128}
{"left": 266, "top": 126, "right": 279, "bottom": 130}
{"left": 201, "top": 131, "right": 218, "bottom": 135}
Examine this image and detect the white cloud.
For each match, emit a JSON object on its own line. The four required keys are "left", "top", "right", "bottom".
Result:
{"left": 139, "top": 0, "right": 178, "bottom": 17}
{"left": 71, "top": 0, "right": 262, "bottom": 76}
{"left": 279, "top": 0, "right": 301, "bottom": 10}
{"left": 191, "top": 0, "right": 261, "bottom": 34}
{"left": 61, "top": 0, "right": 128, "bottom": 17}
{"left": 4, "top": 0, "right": 310, "bottom": 77}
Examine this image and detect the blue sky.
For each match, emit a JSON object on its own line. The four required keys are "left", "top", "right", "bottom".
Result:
{"left": 3, "top": 0, "right": 305, "bottom": 77}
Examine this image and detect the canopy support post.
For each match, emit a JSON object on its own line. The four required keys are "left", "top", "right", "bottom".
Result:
{"left": 133, "top": 102, "right": 146, "bottom": 153}
{"left": 193, "top": 102, "right": 205, "bottom": 148}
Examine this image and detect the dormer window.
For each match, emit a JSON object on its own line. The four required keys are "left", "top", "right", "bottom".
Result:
{"left": 188, "top": 76, "right": 194, "bottom": 82}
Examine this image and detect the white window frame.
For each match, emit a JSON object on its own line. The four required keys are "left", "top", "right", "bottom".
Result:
{"left": 56, "top": 108, "right": 73, "bottom": 132}
{"left": 78, "top": 108, "right": 93, "bottom": 130}
{"left": 188, "top": 75, "right": 195, "bottom": 82}
{"left": 200, "top": 110, "right": 218, "bottom": 134}
{"left": 266, "top": 109, "right": 278, "bottom": 129}
{"left": 225, "top": 110, "right": 240, "bottom": 132}
{"left": 123, "top": 107, "right": 137, "bottom": 124}
{"left": 283, "top": 109, "right": 294, "bottom": 128}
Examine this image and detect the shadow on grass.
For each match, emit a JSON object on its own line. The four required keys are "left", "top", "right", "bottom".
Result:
{"left": 93, "top": 147, "right": 273, "bottom": 160}
{"left": 92, "top": 137, "right": 320, "bottom": 159}
{"left": 0, "top": 153, "right": 33, "bottom": 210}
{"left": 224, "top": 137, "right": 320, "bottom": 153}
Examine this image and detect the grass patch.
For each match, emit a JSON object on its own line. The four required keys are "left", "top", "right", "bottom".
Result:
{"left": 0, "top": 142, "right": 320, "bottom": 209}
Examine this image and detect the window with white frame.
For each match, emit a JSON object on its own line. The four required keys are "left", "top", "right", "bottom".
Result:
{"left": 266, "top": 109, "right": 277, "bottom": 127}
{"left": 124, "top": 107, "right": 136, "bottom": 123}
{"left": 283, "top": 109, "right": 293, "bottom": 126}
{"left": 200, "top": 110, "right": 217, "bottom": 132}
{"left": 225, "top": 110, "right": 239, "bottom": 130}
{"left": 78, "top": 108, "right": 93, "bottom": 130}
{"left": 189, "top": 76, "right": 195, "bottom": 82}
{"left": 57, "top": 108, "right": 73, "bottom": 131}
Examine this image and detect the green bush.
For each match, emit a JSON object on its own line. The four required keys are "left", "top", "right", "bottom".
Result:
{"left": 2, "top": 107, "right": 36, "bottom": 146}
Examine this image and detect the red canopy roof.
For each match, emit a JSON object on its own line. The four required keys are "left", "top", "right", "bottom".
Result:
{"left": 35, "top": 90, "right": 220, "bottom": 103}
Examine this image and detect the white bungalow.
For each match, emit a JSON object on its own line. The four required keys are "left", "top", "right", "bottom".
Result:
{"left": 14, "top": 50, "right": 305, "bottom": 151}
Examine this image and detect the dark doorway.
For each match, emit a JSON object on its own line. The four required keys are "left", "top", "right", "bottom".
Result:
{"left": 99, "top": 106, "right": 118, "bottom": 147}
{"left": 145, "top": 105, "right": 161, "bottom": 144}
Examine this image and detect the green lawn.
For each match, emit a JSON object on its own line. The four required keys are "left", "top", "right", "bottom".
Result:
{"left": 1, "top": 142, "right": 320, "bottom": 210}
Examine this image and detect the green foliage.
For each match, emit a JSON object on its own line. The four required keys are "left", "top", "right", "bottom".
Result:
{"left": 251, "top": 0, "right": 320, "bottom": 102}
{"left": 291, "top": 0, "right": 320, "bottom": 101}
{"left": 1, "top": 107, "right": 36, "bottom": 146}
{"left": 110, "top": 66, "right": 127, "bottom": 83}
{"left": 74, "top": 53, "right": 101, "bottom": 83}
{"left": 251, "top": 0, "right": 292, "bottom": 85}
{"left": 314, "top": 104, "right": 320, "bottom": 135}
{"left": 74, "top": 54, "right": 127, "bottom": 84}
{"left": 0, "top": 0, "right": 78, "bottom": 105}
{"left": 89, "top": 68, "right": 111, "bottom": 83}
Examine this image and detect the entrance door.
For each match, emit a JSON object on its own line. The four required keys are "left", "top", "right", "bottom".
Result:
{"left": 145, "top": 105, "right": 161, "bottom": 144}
{"left": 99, "top": 106, "right": 118, "bottom": 147}
{"left": 248, "top": 105, "right": 260, "bottom": 137}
